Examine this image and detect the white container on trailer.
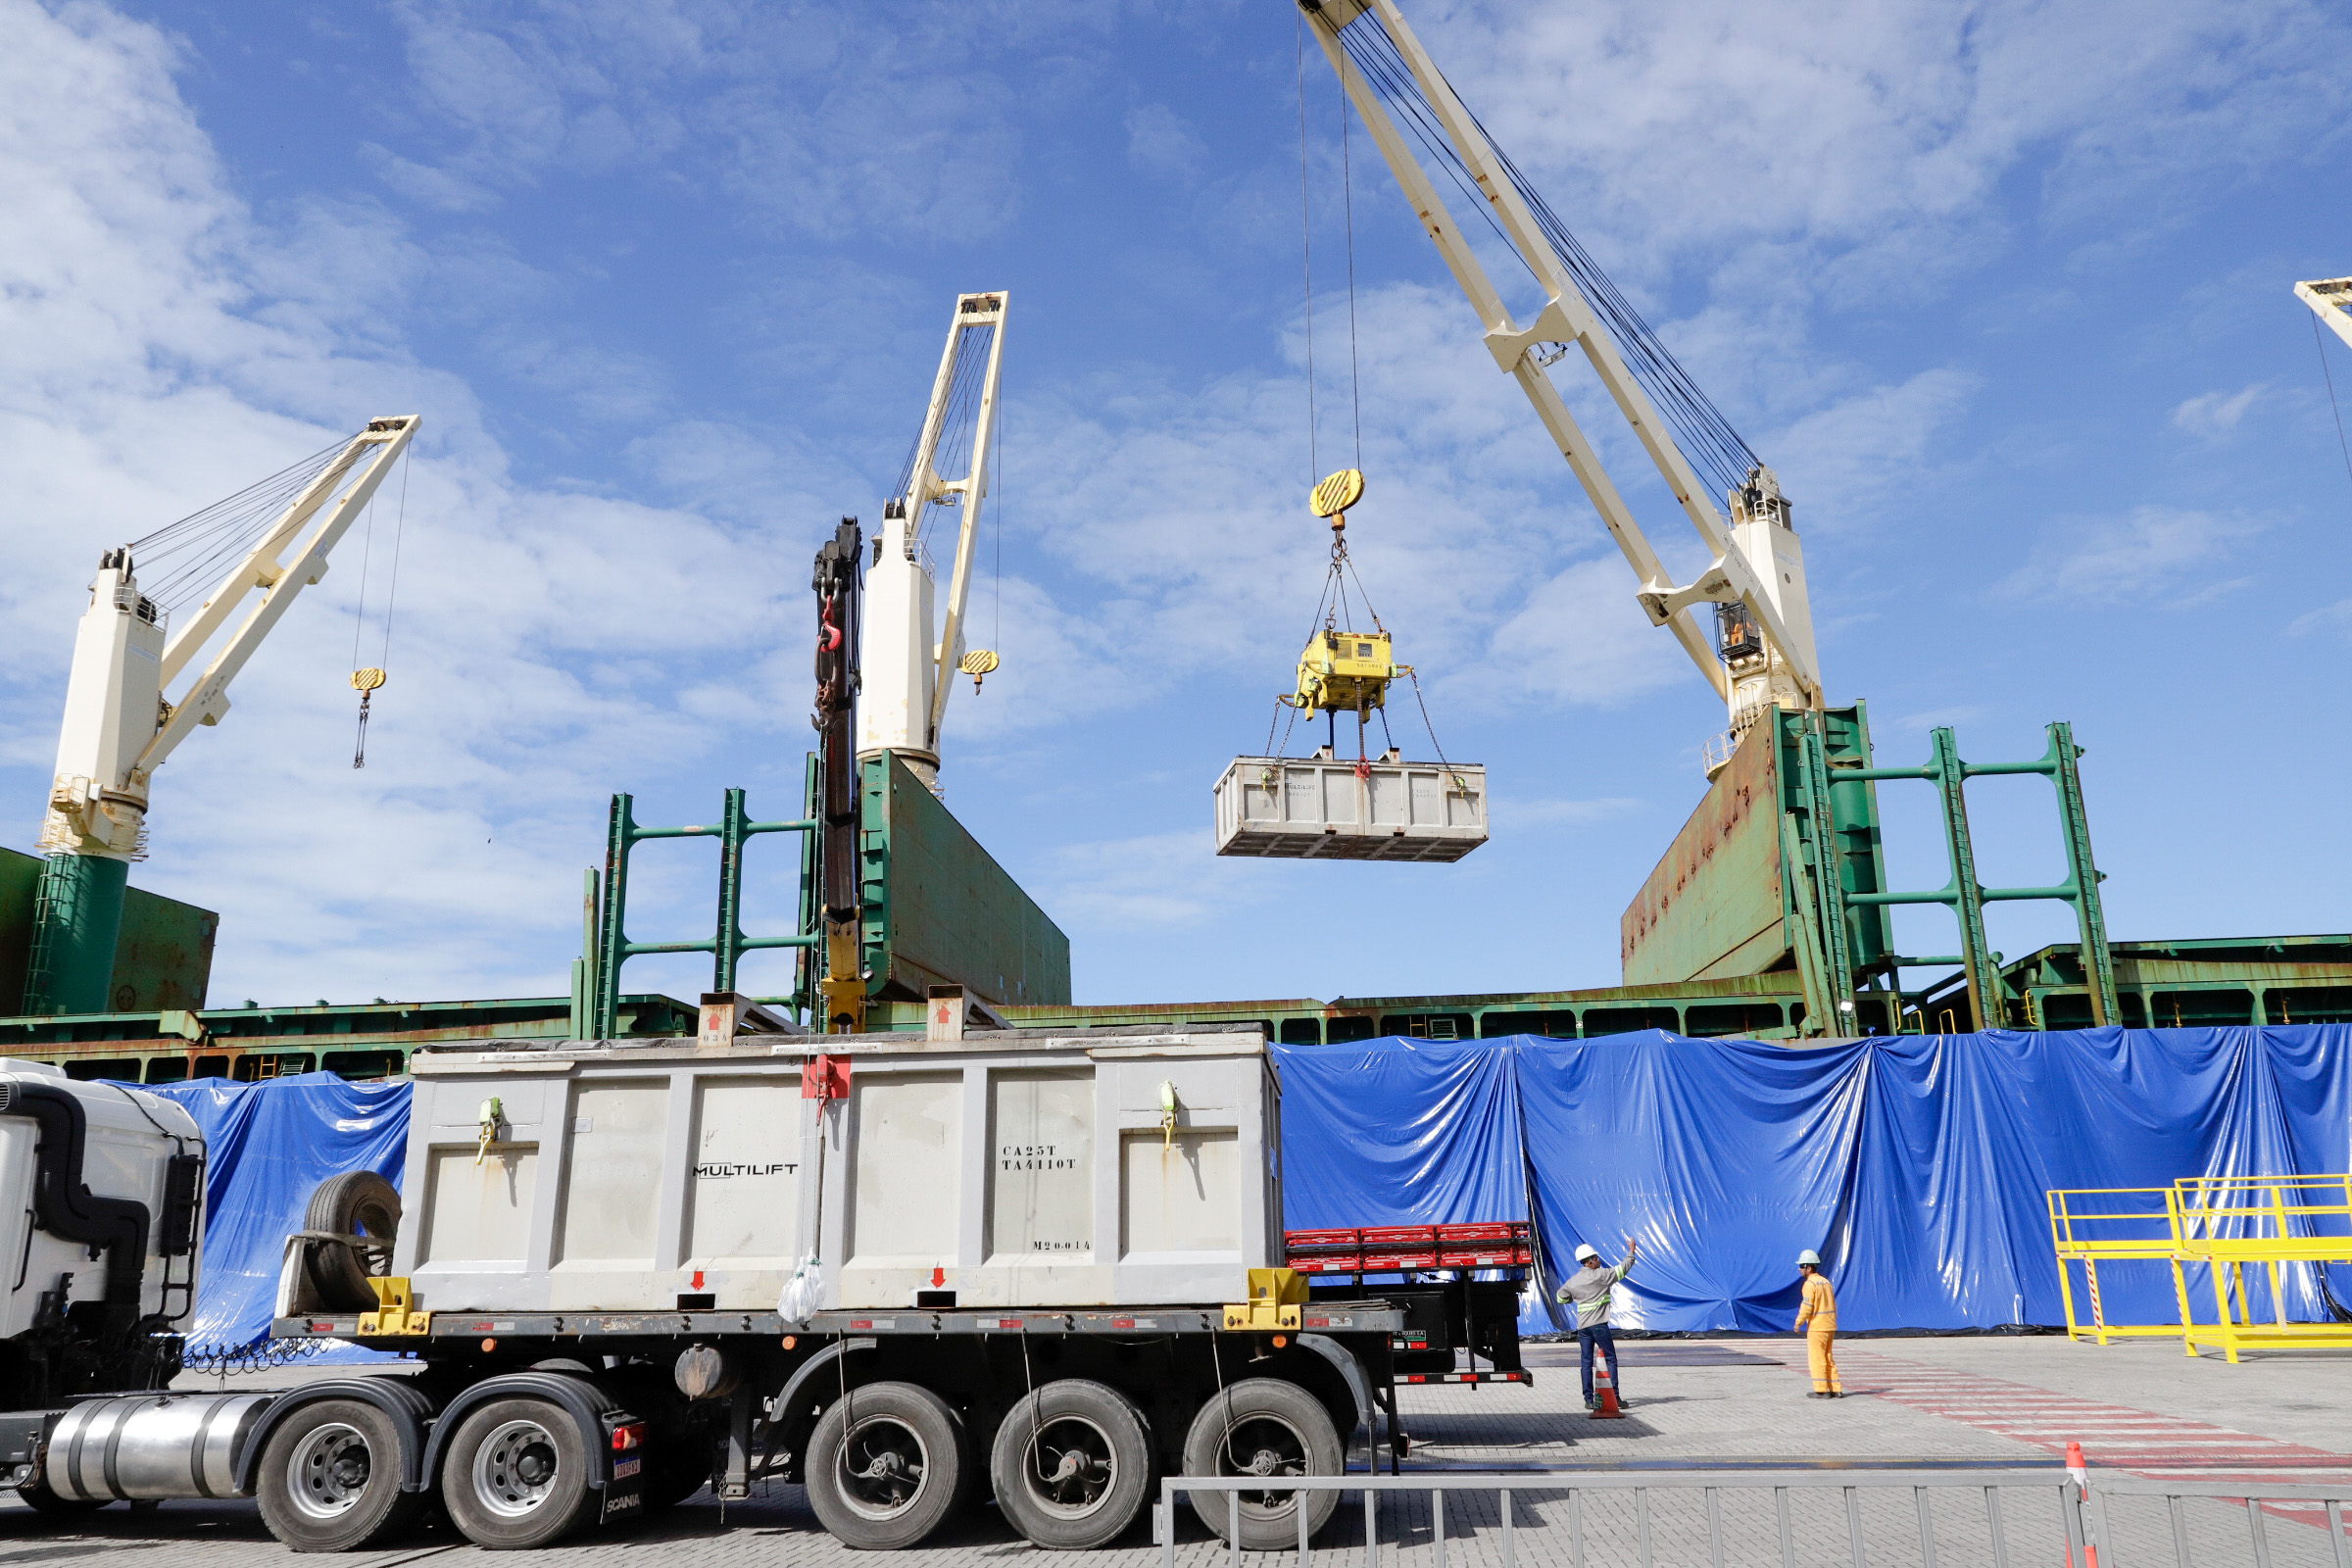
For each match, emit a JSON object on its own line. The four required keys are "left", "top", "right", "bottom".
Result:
{"left": 392, "top": 1027, "right": 1279, "bottom": 1315}
{"left": 1213, "top": 754, "right": 1486, "bottom": 860}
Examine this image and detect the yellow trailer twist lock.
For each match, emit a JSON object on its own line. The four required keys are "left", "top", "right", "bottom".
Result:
{"left": 1224, "top": 1267, "right": 1307, "bottom": 1331}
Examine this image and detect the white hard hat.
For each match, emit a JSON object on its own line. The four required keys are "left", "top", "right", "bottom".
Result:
{"left": 1574, "top": 1244, "right": 1600, "bottom": 1262}
{"left": 1796, "top": 1249, "right": 1822, "bottom": 1267}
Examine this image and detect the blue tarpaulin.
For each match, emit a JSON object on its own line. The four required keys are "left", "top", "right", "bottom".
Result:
{"left": 1274, "top": 1027, "right": 2352, "bottom": 1335}
{"left": 126, "top": 1026, "right": 2352, "bottom": 1349}
{"left": 139, "top": 1071, "right": 408, "bottom": 1355}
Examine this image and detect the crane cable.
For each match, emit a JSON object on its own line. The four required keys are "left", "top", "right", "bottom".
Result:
{"left": 1298, "top": 15, "right": 1318, "bottom": 487}
{"left": 1329, "top": 11, "right": 1759, "bottom": 500}
{"left": 123, "top": 436, "right": 350, "bottom": 617}
{"left": 2316, "top": 310, "right": 2352, "bottom": 506}
{"left": 1268, "top": 31, "right": 1460, "bottom": 781}
{"left": 347, "top": 448, "right": 412, "bottom": 769}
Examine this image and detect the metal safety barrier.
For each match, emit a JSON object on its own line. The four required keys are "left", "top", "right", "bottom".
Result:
{"left": 1156, "top": 1465, "right": 2352, "bottom": 1568}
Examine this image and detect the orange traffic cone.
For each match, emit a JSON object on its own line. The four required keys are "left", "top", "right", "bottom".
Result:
{"left": 1590, "top": 1348, "right": 1624, "bottom": 1419}
{"left": 2066, "top": 1442, "right": 2101, "bottom": 1568}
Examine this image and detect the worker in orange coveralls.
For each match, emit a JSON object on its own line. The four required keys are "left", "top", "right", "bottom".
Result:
{"left": 1794, "top": 1249, "right": 1842, "bottom": 1396}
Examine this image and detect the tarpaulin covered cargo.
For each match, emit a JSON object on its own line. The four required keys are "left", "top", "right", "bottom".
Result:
{"left": 141, "top": 1071, "right": 408, "bottom": 1356}
{"left": 137, "top": 1025, "right": 2352, "bottom": 1348}
{"left": 1273, "top": 1026, "right": 2352, "bottom": 1335}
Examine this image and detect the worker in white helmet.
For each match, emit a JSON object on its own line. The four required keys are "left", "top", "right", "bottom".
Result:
{"left": 1555, "top": 1235, "right": 1639, "bottom": 1410}
{"left": 1794, "top": 1249, "right": 1841, "bottom": 1396}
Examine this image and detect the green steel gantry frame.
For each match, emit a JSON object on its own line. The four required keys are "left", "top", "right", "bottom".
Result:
{"left": 577, "top": 772, "right": 819, "bottom": 1041}
{"left": 1779, "top": 710, "right": 2116, "bottom": 1033}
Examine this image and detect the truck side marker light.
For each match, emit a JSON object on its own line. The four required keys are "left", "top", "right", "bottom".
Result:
{"left": 782, "top": 1335, "right": 797, "bottom": 1349}
{"left": 480, "top": 1338, "right": 497, "bottom": 1353}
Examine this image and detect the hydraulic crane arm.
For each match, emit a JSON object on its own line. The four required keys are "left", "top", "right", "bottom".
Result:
{"left": 2298, "top": 277, "right": 2352, "bottom": 352}
{"left": 1299, "top": 0, "right": 1825, "bottom": 721}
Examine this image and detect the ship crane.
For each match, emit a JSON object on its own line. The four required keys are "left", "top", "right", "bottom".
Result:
{"left": 858, "top": 292, "right": 1007, "bottom": 791}
{"left": 26, "top": 416, "right": 420, "bottom": 1014}
{"left": 1298, "top": 0, "right": 1824, "bottom": 773}
{"left": 2297, "top": 275, "right": 2352, "bottom": 350}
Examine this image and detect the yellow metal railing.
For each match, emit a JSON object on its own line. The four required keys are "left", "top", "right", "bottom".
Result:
{"left": 2171, "top": 1175, "right": 2352, "bottom": 1361}
{"left": 2047, "top": 1175, "right": 2352, "bottom": 1362}
{"left": 2045, "top": 1187, "right": 2192, "bottom": 1345}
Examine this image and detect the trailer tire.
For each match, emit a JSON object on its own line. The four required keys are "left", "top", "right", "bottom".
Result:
{"left": 990, "top": 1378, "right": 1154, "bottom": 1549}
{"left": 805, "top": 1381, "right": 968, "bottom": 1550}
{"left": 440, "top": 1396, "right": 603, "bottom": 1549}
{"left": 302, "top": 1170, "right": 401, "bottom": 1311}
{"left": 1181, "top": 1378, "right": 1343, "bottom": 1550}
{"left": 255, "top": 1397, "right": 423, "bottom": 1553}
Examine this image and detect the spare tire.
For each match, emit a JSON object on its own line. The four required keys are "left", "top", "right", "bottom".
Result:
{"left": 304, "top": 1171, "right": 401, "bottom": 1311}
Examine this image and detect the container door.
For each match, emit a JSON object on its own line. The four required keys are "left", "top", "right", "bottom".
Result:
{"left": 837, "top": 1072, "right": 962, "bottom": 1308}
{"left": 1105, "top": 1054, "right": 1271, "bottom": 1304}
{"left": 549, "top": 1078, "right": 671, "bottom": 1309}
{"left": 974, "top": 1068, "right": 1102, "bottom": 1306}
{"left": 683, "top": 1075, "right": 807, "bottom": 1308}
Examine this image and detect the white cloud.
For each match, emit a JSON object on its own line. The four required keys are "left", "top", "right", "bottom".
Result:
{"left": 1036, "top": 830, "right": 1262, "bottom": 931}
{"left": 375, "top": 0, "right": 1111, "bottom": 239}
{"left": 0, "top": 0, "right": 808, "bottom": 1004}
{"left": 2286, "top": 598, "right": 2352, "bottom": 638}
{"left": 1485, "top": 557, "right": 1690, "bottom": 710}
{"left": 1421, "top": 0, "right": 2352, "bottom": 286}
{"left": 1766, "top": 368, "right": 1978, "bottom": 531}
{"left": 1998, "top": 506, "right": 2258, "bottom": 605}
{"left": 2171, "top": 384, "right": 2265, "bottom": 439}
{"left": 1125, "top": 103, "right": 1205, "bottom": 182}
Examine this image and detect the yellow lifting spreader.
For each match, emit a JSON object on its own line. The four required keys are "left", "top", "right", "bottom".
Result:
{"left": 1284, "top": 468, "right": 1411, "bottom": 720}
{"left": 1291, "top": 628, "right": 1405, "bottom": 719}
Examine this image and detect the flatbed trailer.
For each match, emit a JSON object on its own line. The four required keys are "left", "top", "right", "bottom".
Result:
{"left": 261, "top": 1292, "right": 1420, "bottom": 1551}
{"left": 224, "top": 1025, "right": 1544, "bottom": 1554}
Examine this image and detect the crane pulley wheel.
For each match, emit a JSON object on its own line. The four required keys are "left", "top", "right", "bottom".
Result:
{"left": 350, "top": 667, "right": 387, "bottom": 693}
{"left": 1309, "top": 468, "right": 1364, "bottom": 520}
{"left": 958, "top": 649, "right": 1000, "bottom": 692}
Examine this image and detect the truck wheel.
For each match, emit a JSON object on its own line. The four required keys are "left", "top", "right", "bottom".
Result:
{"left": 1182, "top": 1379, "right": 1343, "bottom": 1550}
{"left": 991, "top": 1378, "right": 1153, "bottom": 1549}
{"left": 441, "top": 1397, "right": 604, "bottom": 1549}
{"left": 806, "top": 1381, "right": 968, "bottom": 1549}
{"left": 256, "top": 1398, "right": 423, "bottom": 1552}
{"left": 303, "top": 1170, "right": 401, "bottom": 1311}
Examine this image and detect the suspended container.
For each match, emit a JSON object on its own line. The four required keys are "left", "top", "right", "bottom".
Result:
{"left": 1217, "top": 469, "right": 1487, "bottom": 862}
{"left": 1213, "top": 752, "right": 1486, "bottom": 861}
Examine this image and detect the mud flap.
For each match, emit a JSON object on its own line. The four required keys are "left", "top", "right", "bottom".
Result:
{"left": 600, "top": 1411, "right": 646, "bottom": 1525}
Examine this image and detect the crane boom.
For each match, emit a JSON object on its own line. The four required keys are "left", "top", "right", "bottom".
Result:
{"left": 858, "top": 292, "right": 1007, "bottom": 790}
{"left": 1298, "top": 0, "right": 1823, "bottom": 760}
{"left": 2299, "top": 277, "right": 2352, "bottom": 352}
{"left": 27, "top": 415, "right": 418, "bottom": 1014}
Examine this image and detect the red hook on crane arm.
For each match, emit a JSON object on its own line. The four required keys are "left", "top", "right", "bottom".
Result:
{"left": 818, "top": 601, "right": 843, "bottom": 653}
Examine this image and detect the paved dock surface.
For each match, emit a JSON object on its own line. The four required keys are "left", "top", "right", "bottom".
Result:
{"left": 4, "top": 1336, "right": 2346, "bottom": 1565}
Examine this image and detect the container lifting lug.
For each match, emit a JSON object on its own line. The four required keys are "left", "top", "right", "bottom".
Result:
{"left": 475, "top": 1097, "right": 505, "bottom": 1165}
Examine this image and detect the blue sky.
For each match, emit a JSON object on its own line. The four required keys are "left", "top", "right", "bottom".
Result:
{"left": 1, "top": 0, "right": 2347, "bottom": 1013}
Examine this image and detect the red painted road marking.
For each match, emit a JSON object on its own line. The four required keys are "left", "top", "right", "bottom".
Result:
{"left": 1805, "top": 1348, "right": 2352, "bottom": 1535}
